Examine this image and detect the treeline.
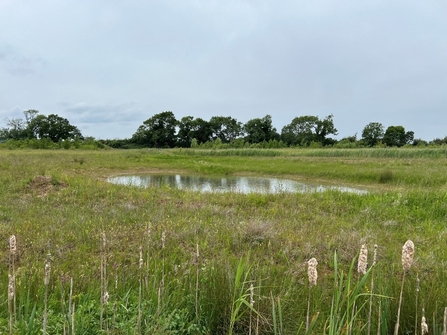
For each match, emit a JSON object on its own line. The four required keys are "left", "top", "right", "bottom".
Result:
{"left": 1, "top": 110, "right": 82, "bottom": 142}
{"left": 2, "top": 109, "right": 447, "bottom": 149}
{"left": 104, "top": 111, "right": 442, "bottom": 149}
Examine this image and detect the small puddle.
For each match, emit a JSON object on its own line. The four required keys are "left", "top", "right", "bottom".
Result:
{"left": 107, "top": 174, "right": 367, "bottom": 195}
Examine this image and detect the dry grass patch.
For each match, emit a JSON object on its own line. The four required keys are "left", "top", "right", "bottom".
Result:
{"left": 242, "top": 220, "right": 276, "bottom": 246}
{"left": 27, "top": 175, "right": 68, "bottom": 197}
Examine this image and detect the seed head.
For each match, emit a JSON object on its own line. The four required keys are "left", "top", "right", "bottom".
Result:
{"left": 139, "top": 246, "right": 143, "bottom": 269}
{"left": 44, "top": 253, "right": 51, "bottom": 286}
{"left": 443, "top": 307, "right": 447, "bottom": 335}
{"left": 308, "top": 258, "right": 318, "bottom": 287}
{"left": 9, "top": 235, "right": 17, "bottom": 255}
{"left": 373, "top": 244, "right": 378, "bottom": 266}
{"left": 8, "top": 274, "right": 15, "bottom": 301}
{"left": 147, "top": 223, "right": 152, "bottom": 240}
{"left": 161, "top": 231, "right": 166, "bottom": 249}
{"left": 102, "top": 232, "right": 107, "bottom": 250}
{"left": 357, "top": 244, "right": 368, "bottom": 275}
{"left": 193, "top": 243, "right": 200, "bottom": 266}
{"left": 402, "top": 240, "right": 415, "bottom": 271}
{"left": 103, "top": 291, "right": 109, "bottom": 305}
{"left": 421, "top": 311, "right": 428, "bottom": 335}
{"left": 250, "top": 283, "right": 254, "bottom": 308}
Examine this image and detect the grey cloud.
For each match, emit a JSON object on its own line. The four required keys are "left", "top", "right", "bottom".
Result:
{"left": 0, "top": 45, "right": 46, "bottom": 76}
{"left": 0, "top": 1, "right": 446, "bottom": 141}
{"left": 0, "top": 106, "right": 27, "bottom": 125}
{"left": 60, "top": 102, "right": 145, "bottom": 124}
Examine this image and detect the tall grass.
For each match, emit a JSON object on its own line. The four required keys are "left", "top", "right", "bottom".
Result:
{"left": 170, "top": 147, "right": 447, "bottom": 159}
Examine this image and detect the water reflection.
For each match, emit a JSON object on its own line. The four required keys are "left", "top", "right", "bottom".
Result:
{"left": 107, "top": 174, "right": 367, "bottom": 195}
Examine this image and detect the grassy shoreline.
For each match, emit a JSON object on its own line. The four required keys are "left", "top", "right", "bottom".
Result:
{"left": 1, "top": 148, "right": 447, "bottom": 334}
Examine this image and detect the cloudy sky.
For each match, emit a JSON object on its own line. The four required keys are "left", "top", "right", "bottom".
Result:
{"left": 1, "top": 0, "right": 446, "bottom": 141}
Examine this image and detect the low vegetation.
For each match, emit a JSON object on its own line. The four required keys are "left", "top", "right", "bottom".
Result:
{"left": 1, "top": 147, "right": 447, "bottom": 334}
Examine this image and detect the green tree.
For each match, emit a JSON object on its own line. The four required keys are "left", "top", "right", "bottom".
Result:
{"left": 361, "top": 122, "right": 384, "bottom": 147}
{"left": 0, "top": 110, "right": 39, "bottom": 140}
{"left": 1, "top": 110, "right": 82, "bottom": 142}
{"left": 243, "top": 115, "right": 279, "bottom": 144}
{"left": 209, "top": 116, "right": 243, "bottom": 143}
{"left": 177, "top": 116, "right": 213, "bottom": 147}
{"left": 2, "top": 110, "right": 44, "bottom": 140}
{"left": 315, "top": 114, "right": 338, "bottom": 145}
{"left": 131, "top": 111, "right": 178, "bottom": 148}
{"left": 177, "top": 116, "right": 195, "bottom": 147}
{"left": 0, "top": 127, "right": 8, "bottom": 140}
{"left": 23, "top": 109, "right": 40, "bottom": 138}
{"left": 281, "top": 114, "right": 337, "bottom": 146}
{"left": 383, "top": 125, "right": 414, "bottom": 147}
{"left": 189, "top": 117, "right": 213, "bottom": 144}
{"left": 281, "top": 115, "right": 318, "bottom": 146}
{"left": 2, "top": 117, "right": 27, "bottom": 140}
{"left": 429, "top": 137, "right": 447, "bottom": 145}
{"left": 29, "top": 114, "right": 83, "bottom": 142}
{"left": 23, "top": 109, "right": 39, "bottom": 126}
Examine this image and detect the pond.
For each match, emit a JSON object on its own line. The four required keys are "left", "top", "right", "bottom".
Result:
{"left": 107, "top": 174, "right": 368, "bottom": 195}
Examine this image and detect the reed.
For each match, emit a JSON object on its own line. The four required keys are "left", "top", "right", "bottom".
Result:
{"left": 271, "top": 293, "right": 284, "bottom": 335}
{"left": 100, "top": 232, "right": 108, "bottom": 331}
{"left": 249, "top": 283, "right": 254, "bottom": 335}
{"left": 146, "top": 222, "right": 152, "bottom": 298}
{"left": 69, "top": 277, "right": 74, "bottom": 335}
{"left": 443, "top": 307, "right": 447, "bottom": 335}
{"left": 8, "top": 234, "right": 17, "bottom": 335}
{"left": 307, "top": 257, "right": 318, "bottom": 333}
{"left": 367, "top": 244, "right": 378, "bottom": 335}
{"left": 325, "top": 251, "right": 373, "bottom": 335}
{"left": 8, "top": 274, "right": 15, "bottom": 335}
{"left": 137, "top": 245, "right": 143, "bottom": 333}
{"left": 43, "top": 252, "right": 51, "bottom": 335}
{"left": 194, "top": 242, "right": 200, "bottom": 323}
{"left": 421, "top": 308, "right": 428, "bottom": 335}
{"left": 357, "top": 244, "right": 368, "bottom": 276}
{"left": 103, "top": 289, "right": 110, "bottom": 333}
{"left": 394, "top": 240, "right": 415, "bottom": 335}
{"left": 228, "top": 255, "right": 255, "bottom": 335}
{"left": 158, "top": 231, "right": 166, "bottom": 316}
{"left": 415, "top": 274, "right": 420, "bottom": 335}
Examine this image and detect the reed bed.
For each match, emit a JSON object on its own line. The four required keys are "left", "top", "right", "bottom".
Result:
{"left": 1, "top": 149, "right": 447, "bottom": 334}
{"left": 174, "top": 147, "right": 447, "bottom": 159}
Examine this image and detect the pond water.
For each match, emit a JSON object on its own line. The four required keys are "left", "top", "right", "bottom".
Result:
{"left": 107, "top": 174, "right": 368, "bottom": 195}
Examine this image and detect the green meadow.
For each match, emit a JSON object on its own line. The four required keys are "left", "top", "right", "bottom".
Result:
{"left": 1, "top": 147, "right": 447, "bottom": 334}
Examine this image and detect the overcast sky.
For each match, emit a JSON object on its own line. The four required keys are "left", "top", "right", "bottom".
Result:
{"left": 1, "top": 1, "right": 446, "bottom": 141}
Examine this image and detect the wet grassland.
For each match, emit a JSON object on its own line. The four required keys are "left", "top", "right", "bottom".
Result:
{"left": 1, "top": 147, "right": 447, "bottom": 334}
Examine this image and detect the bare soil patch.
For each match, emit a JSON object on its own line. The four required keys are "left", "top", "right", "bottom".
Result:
{"left": 28, "top": 175, "right": 68, "bottom": 197}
